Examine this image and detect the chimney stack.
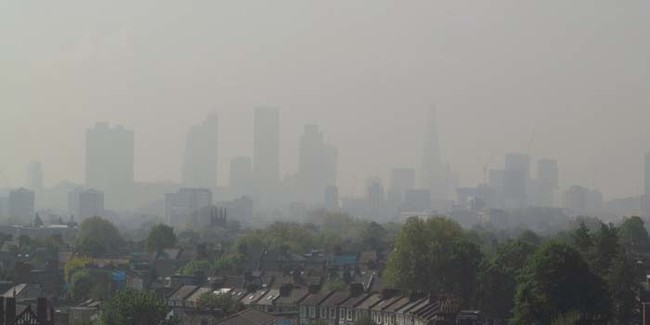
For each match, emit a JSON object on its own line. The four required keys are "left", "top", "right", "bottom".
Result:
{"left": 37, "top": 297, "right": 47, "bottom": 324}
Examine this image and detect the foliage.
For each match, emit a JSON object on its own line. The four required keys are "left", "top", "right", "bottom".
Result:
{"left": 323, "top": 278, "right": 347, "bottom": 292}
{"left": 178, "top": 260, "right": 213, "bottom": 276}
{"left": 65, "top": 256, "right": 93, "bottom": 281}
{"left": 618, "top": 216, "right": 649, "bottom": 253}
{"left": 146, "top": 224, "right": 177, "bottom": 253}
{"left": 76, "top": 216, "right": 123, "bottom": 257}
{"left": 100, "top": 288, "right": 169, "bottom": 325}
{"left": 384, "top": 216, "right": 477, "bottom": 297}
{"left": 511, "top": 241, "right": 611, "bottom": 324}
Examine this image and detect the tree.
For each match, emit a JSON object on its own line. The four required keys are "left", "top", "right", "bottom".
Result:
{"left": 618, "top": 216, "right": 649, "bottom": 253}
{"left": 100, "top": 288, "right": 169, "bottom": 325}
{"left": 76, "top": 216, "right": 123, "bottom": 257}
{"left": 512, "top": 242, "right": 611, "bottom": 324}
{"left": 384, "top": 216, "right": 466, "bottom": 295}
{"left": 477, "top": 240, "right": 537, "bottom": 320}
{"left": 146, "top": 224, "right": 176, "bottom": 253}
{"left": 449, "top": 240, "right": 483, "bottom": 306}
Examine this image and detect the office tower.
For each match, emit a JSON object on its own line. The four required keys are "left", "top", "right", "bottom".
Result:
{"left": 230, "top": 156, "right": 253, "bottom": 196}
{"left": 182, "top": 115, "right": 219, "bottom": 189}
{"left": 26, "top": 161, "right": 43, "bottom": 193}
{"left": 388, "top": 168, "right": 416, "bottom": 204}
{"left": 645, "top": 152, "right": 650, "bottom": 217}
{"left": 419, "top": 108, "right": 448, "bottom": 202}
{"left": 503, "top": 153, "right": 530, "bottom": 209}
{"left": 324, "top": 185, "right": 339, "bottom": 210}
{"left": 534, "top": 159, "right": 559, "bottom": 207}
{"left": 85, "top": 122, "right": 134, "bottom": 210}
{"left": 367, "top": 179, "right": 386, "bottom": 220}
{"left": 563, "top": 185, "right": 603, "bottom": 215}
{"left": 68, "top": 188, "right": 104, "bottom": 219}
{"left": 298, "top": 124, "right": 338, "bottom": 204}
{"left": 253, "top": 107, "right": 280, "bottom": 189}
{"left": 165, "top": 188, "right": 212, "bottom": 226}
{"left": 8, "top": 188, "right": 35, "bottom": 220}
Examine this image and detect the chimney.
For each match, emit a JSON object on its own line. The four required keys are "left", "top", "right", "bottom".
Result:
{"left": 5, "top": 297, "right": 15, "bottom": 325}
{"left": 279, "top": 284, "right": 293, "bottom": 297}
{"left": 37, "top": 297, "right": 47, "bottom": 324}
{"left": 0, "top": 296, "right": 5, "bottom": 325}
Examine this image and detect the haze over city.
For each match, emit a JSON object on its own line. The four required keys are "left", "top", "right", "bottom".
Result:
{"left": 2, "top": 0, "right": 650, "bottom": 200}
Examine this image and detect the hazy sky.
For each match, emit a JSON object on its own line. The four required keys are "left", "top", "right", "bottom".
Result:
{"left": 2, "top": 0, "right": 649, "bottom": 199}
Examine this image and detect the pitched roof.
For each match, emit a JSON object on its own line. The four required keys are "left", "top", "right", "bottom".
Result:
{"left": 241, "top": 290, "right": 269, "bottom": 306}
{"left": 274, "top": 287, "right": 309, "bottom": 306}
{"left": 217, "top": 308, "right": 277, "bottom": 325}
{"left": 300, "top": 291, "right": 334, "bottom": 306}
{"left": 354, "top": 293, "right": 383, "bottom": 310}
{"left": 320, "top": 291, "right": 349, "bottom": 308}
{"left": 168, "top": 285, "right": 200, "bottom": 302}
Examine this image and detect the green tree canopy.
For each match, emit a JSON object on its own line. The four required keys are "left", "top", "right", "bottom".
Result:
{"left": 100, "top": 288, "right": 169, "bottom": 325}
{"left": 512, "top": 241, "right": 611, "bottom": 324}
{"left": 76, "top": 216, "right": 123, "bottom": 257}
{"left": 146, "top": 224, "right": 177, "bottom": 253}
{"left": 618, "top": 216, "right": 649, "bottom": 253}
{"left": 196, "top": 292, "right": 242, "bottom": 315}
{"left": 384, "top": 216, "right": 471, "bottom": 295}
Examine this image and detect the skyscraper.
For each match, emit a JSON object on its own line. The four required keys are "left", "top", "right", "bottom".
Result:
{"left": 26, "top": 161, "right": 43, "bottom": 193}
{"left": 182, "top": 115, "right": 219, "bottom": 189}
{"left": 68, "top": 188, "right": 104, "bottom": 219}
{"left": 418, "top": 108, "right": 447, "bottom": 201}
{"left": 165, "top": 188, "right": 212, "bottom": 226}
{"left": 534, "top": 159, "right": 559, "bottom": 207}
{"left": 503, "top": 153, "right": 530, "bottom": 209}
{"left": 644, "top": 152, "right": 650, "bottom": 217}
{"left": 230, "top": 156, "right": 253, "bottom": 196}
{"left": 253, "top": 107, "right": 280, "bottom": 189}
{"left": 298, "top": 124, "right": 338, "bottom": 204}
{"left": 9, "top": 188, "right": 34, "bottom": 220}
{"left": 85, "top": 122, "right": 134, "bottom": 210}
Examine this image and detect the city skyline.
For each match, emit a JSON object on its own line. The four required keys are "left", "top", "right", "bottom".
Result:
{"left": 2, "top": 1, "right": 650, "bottom": 199}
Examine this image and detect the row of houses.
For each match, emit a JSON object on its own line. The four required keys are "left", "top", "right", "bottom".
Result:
{"left": 167, "top": 282, "right": 481, "bottom": 325}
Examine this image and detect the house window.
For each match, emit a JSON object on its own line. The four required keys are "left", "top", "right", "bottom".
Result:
{"left": 309, "top": 306, "right": 316, "bottom": 318}
{"left": 300, "top": 306, "right": 307, "bottom": 318}
{"left": 320, "top": 307, "right": 327, "bottom": 319}
{"left": 347, "top": 309, "right": 352, "bottom": 321}
{"left": 330, "top": 308, "right": 336, "bottom": 319}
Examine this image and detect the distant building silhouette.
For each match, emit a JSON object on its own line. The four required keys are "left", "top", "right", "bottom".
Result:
{"left": 68, "top": 188, "right": 104, "bottom": 219}
{"left": 182, "top": 115, "right": 219, "bottom": 189}
{"left": 531, "top": 159, "right": 559, "bottom": 207}
{"left": 9, "top": 188, "right": 35, "bottom": 220}
{"left": 563, "top": 185, "right": 603, "bottom": 216}
{"left": 85, "top": 122, "right": 134, "bottom": 209}
{"left": 298, "top": 124, "right": 337, "bottom": 205}
{"left": 26, "top": 161, "right": 43, "bottom": 208}
{"left": 165, "top": 188, "right": 212, "bottom": 226}
{"left": 324, "top": 185, "right": 339, "bottom": 210}
{"left": 503, "top": 153, "right": 530, "bottom": 210}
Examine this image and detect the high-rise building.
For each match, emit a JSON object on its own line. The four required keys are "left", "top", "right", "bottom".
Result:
{"left": 324, "top": 185, "right": 339, "bottom": 210}
{"left": 563, "top": 185, "right": 603, "bottom": 215}
{"left": 253, "top": 107, "right": 280, "bottom": 189}
{"left": 230, "top": 156, "right": 253, "bottom": 197}
{"left": 533, "top": 159, "right": 559, "bottom": 207}
{"left": 182, "top": 115, "right": 219, "bottom": 189}
{"left": 644, "top": 152, "right": 650, "bottom": 217}
{"left": 418, "top": 108, "right": 446, "bottom": 200}
{"left": 388, "top": 168, "right": 416, "bottom": 204}
{"left": 503, "top": 153, "right": 530, "bottom": 209}
{"left": 68, "top": 188, "right": 104, "bottom": 219}
{"left": 26, "top": 161, "right": 43, "bottom": 193}
{"left": 85, "top": 122, "right": 134, "bottom": 210}
{"left": 9, "top": 188, "right": 34, "bottom": 220}
{"left": 298, "top": 124, "right": 338, "bottom": 204}
{"left": 165, "top": 188, "right": 212, "bottom": 226}
{"left": 367, "top": 179, "right": 386, "bottom": 220}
